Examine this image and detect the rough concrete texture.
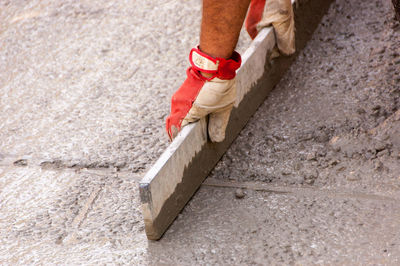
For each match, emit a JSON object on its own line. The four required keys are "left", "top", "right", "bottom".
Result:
{"left": 203, "top": 0, "right": 400, "bottom": 263}
{"left": 212, "top": 0, "right": 400, "bottom": 196}
{"left": 0, "top": 0, "right": 250, "bottom": 171}
{"left": 1, "top": 0, "right": 400, "bottom": 265}
{"left": 0, "top": 167, "right": 147, "bottom": 264}
{"left": 0, "top": 0, "right": 250, "bottom": 264}
{"left": 149, "top": 186, "right": 400, "bottom": 265}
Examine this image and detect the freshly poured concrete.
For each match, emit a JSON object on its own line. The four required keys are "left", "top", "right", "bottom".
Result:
{"left": 210, "top": 0, "right": 400, "bottom": 196}
{"left": 148, "top": 186, "right": 400, "bottom": 265}
{"left": 0, "top": 0, "right": 251, "bottom": 263}
{"left": 1, "top": 0, "right": 400, "bottom": 264}
{"left": 149, "top": 0, "right": 400, "bottom": 262}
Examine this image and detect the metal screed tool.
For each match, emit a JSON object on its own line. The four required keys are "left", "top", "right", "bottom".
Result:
{"left": 139, "top": 0, "right": 334, "bottom": 240}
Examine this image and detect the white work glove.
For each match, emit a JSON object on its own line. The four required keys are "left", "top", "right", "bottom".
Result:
{"left": 246, "top": 0, "right": 295, "bottom": 55}
{"left": 166, "top": 47, "right": 241, "bottom": 142}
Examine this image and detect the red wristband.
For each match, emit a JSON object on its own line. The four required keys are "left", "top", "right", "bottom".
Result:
{"left": 189, "top": 47, "right": 241, "bottom": 80}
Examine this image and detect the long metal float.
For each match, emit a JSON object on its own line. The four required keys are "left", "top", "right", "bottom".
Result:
{"left": 139, "top": 0, "right": 334, "bottom": 240}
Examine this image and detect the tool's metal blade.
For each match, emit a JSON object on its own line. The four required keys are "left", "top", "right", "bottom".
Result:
{"left": 139, "top": 0, "right": 334, "bottom": 240}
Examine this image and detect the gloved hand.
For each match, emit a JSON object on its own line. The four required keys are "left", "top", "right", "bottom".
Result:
{"left": 166, "top": 47, "right": 241, "bottom": 142}
{"left": 245, "top": 0, "right": 295, "bottom": 55}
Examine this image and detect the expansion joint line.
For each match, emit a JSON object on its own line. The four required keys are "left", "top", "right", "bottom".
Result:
{"left": 202, "top": 178, "right": 398, "bottom": 202}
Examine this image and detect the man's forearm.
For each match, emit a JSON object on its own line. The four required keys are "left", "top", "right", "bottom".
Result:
{"left": 200, "top": 0, "right": 251, "bottom": 59}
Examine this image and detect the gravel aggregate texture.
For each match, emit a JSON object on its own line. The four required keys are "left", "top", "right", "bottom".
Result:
{"left": 149, "top": 186, "right": 400, "bottom": 265}
{"left": 1, "top": 0, "right": 400, "bottom": 264}
{"left": 211, "top": 0, "right": 400, "bottom": 197}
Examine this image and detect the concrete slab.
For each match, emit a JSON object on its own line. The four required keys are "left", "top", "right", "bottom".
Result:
{"left": 0, "top": 165, "right": 147, "bottom": 264}
{"left": 148, "top": 186, "right": 400, "bottom": 265}
{"left": 1, "top": 0, "right": 399, "bottom": 263}
{"left": 210, "top": 0, "right": 400, "bottom": 197}
{"left": 142, "top": 0, "right": 400, "bottom": 263}
{"left": 139, "top": 0, "right": 335, "bottom": 240}
{"left": 0, "top": 0, "right": 250, "bottom": 171}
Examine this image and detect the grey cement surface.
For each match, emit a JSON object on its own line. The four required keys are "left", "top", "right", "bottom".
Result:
{"left": 0, "top": 0, "right": 251, "bottom": 172}
{"left": 202, "top": 0, "right": 400, "bottom": 263}
{"left": 150, "top": 186, "right": 400, "bottom": 265}
{"left": 212, "top": 0, "right": 400, "bottom": 196}
{"left": 0, "top": 0, "right": 248, "bottom": 264}
{"left": 1, "top": 0, "right": 400, "bottom": 265}
{"left": 0, "top": 166, "right": 148, "bottom": 264}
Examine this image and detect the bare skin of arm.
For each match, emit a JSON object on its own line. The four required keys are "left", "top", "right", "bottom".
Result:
{"left": 200, "top": 0, "right": 251, "bottom": 60}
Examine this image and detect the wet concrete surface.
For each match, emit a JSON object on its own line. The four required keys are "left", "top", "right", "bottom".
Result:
{"left": 212, "top": 0, "right": 400, "bottom": 196}
{"left": 1, "top": 0, "right": 400, "bottom": 264}
{"left": 0, "top": 0, "right": 250, "bottom": 263}
{"left": 149, "top": 186, "right": 400, "bottom": 265}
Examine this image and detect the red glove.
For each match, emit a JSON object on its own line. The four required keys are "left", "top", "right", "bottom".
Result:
{"left": 166, "top": 47, "right": 241, "bottom": 142}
